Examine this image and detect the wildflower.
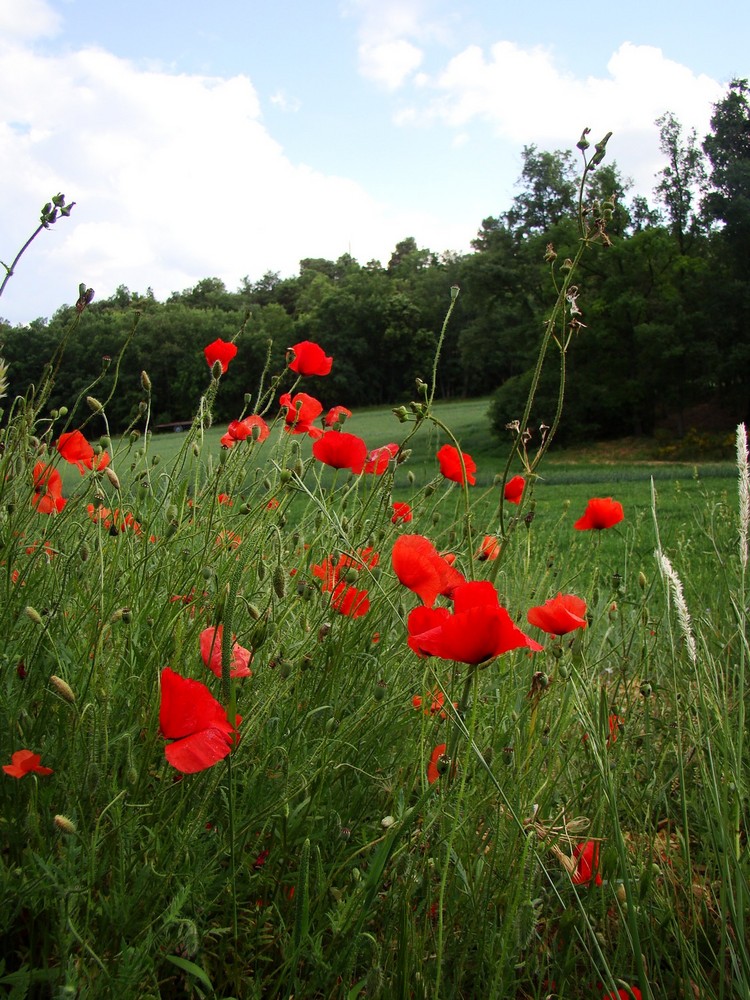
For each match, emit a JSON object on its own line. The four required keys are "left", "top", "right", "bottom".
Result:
{"left": 412, "top": 688, "right": 456, "bottom": 719}
{"left": 572, "top": 840, "right": 602, "bottom": 886}
{"left": 477, "top": 535, "right": 501, "bottom": 560}
{"left": 427, "top": 743, "right": 447, "bottom": 785}
{"left": 204, "top": 338, "right": 237, "bottom": 373}
{"left": 3, "top": 749, "right": 54, "bottom": 778}
{"left": 87, "top": 505, "right": 142, "bottom": 535}
{"left": 325, "top": 405, "right": 351, "bottom": 427}
{"left": 287, "top": 340, "right": 333, "bottom": 377}
{"left": 602, "top": 988, "right": 642, "bottom": 1000}
{"left": 57, "top": 430, "right": 110, "bottom": 474}
{"left": 436, "top": 443, "right": 476, "bottom": 485}
{"left": 407, "top": 605, "right": 452, "bottom": 657}
{"left": 312, "top": 430, "right": 368, "bottom": 474}
{"left": 200, "top": 625, "right": 252, "bottom": 679}
{"left": 217, "top": 493, "right": 233, "bottom": 506}
{"left": 279, "top": 391, "right": 324, "bottom": 438}
{"left": 331, "top": 581, "right": 370, "bottom": 617}
{"left": 364, "top": 443, "right": 399, "bottom": 475}
{"left": 409, "top": 580, "right": 543, "bottom": 665}
{"left": 504, "top": 475, "right": 525, "bottom": 504}
{"left": 392, "top": 534, "right": 465, "bottom": 608}
{"left": 159, "top": 667, "right": 241, "bottom": 773}
{"left": 32, "top": 462, "right": 66, "bottom": 514}
{"left": 391, "top": 502, "right": 413, "bottom": 524}
{"left": 220, "top": 414, "right": 270, "bottom": 448}
{"left": 313, "top": 547, "right": 379, "bottom": 592}
{"left": 574, "top": 497, "right": 624, "bottom": 531}
{"left": 527, "top": 593, "right": 587, "bottom": 636}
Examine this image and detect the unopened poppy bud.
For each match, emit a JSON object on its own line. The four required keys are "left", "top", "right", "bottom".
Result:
{"left": 58, "top": 406, "right": 68, "bottom": 417}
{"left": 273, "top": 565, "right": 287, "bottom": 599}
{"left": 247, "top": 602, "right": 261, "bottom": 620}
{"left": 397, "top": 449, "right": 411, "bottom": 465}
{"left": 86, "top": 395, "right": 104, "bottom": 413}
{"left": 104, "top": 467, "right": 121, "bottom": 490}
{"left": 407, "top": 470, "right": 415, "bottom": 485}
{"left": 294, "top": 458, "right": 304, "bottom": 477}
{"left": 54, "top": 815, "right": 76, "bottom": 835}
{"left": 244, "top": 392, "right": 252, "bottom": 405}
{"left": 393, "top": 405, "right": 410, "bottom": 423}
{"left": 138, "top": 400, "right": 148, "bottom": 414}
{"left": 638, "top": 571, "right": 647, "bottom": 590}
{"left": 279, "top": 469, "right": 291, "bottom": 485}
{"left": 140, "top": 370, "right": 152, "bottom": 392}
{"left": 79, "top": 542, "right": 90, "bottom": 562}
{"left": 373, "top": 680, "right": 386, "bottom": 701}
{"left": 425, "top": 482, "right": 436, "bottom": 497}
{"left": 432, "top": 511, "right": 440, "bottom": 524}
{"left": 25, "top": 606, "right": 44, "bottom": 626}
{"left": 50, "top": 675, "right": 75, "bottom": 703}
{"left": 191, "top": 441, "right": 200, "bottom": 457}
{"left": 212, "top": 359, "right": 223, "bottom": 379}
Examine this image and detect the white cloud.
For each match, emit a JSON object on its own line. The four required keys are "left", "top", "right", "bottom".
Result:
{"left": 269, "top": 90, "right": 301, "bottom": 113}
{"left": 0, "top": 37, "right": 459, "bottom": 323}
{"left": 358, "top": 39, "right": 423, "bottom": 90}
{"left": 393, "top": 40, "right": 724, "bottom": 194}
{"left": 0, "top": 0, "right": 61, "bottom": 41}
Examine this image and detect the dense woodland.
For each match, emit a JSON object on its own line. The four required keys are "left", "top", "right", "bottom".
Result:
{"left": 2, "top": 80, "right": 749, "bottom": 444}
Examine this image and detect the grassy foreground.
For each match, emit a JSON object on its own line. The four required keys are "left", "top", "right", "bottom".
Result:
{"left": 0, "top": 356, "right": 747, "bottom": 999}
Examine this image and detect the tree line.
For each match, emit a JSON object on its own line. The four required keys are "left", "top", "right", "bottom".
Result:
{"left": 2, "top": 79, "right": 748, "bottom": 444}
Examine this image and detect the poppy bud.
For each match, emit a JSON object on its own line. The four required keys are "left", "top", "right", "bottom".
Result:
{"left": 212, "top": 360, "right": 223, "bottom": 379}
{"left": 278, "top": 658, "right": 292, "bottom": 678}
{"left": 279, "top": 469, "right": 291, "bottom": 485}
{"left": 425, "top": 482, "right": 436, "bottom": 497}
{"left": 25, "top": 606, "right": 44, "bottom": 626}
{"left": 192, "top": 442, "right": 200, "bottom": 457}
{"left": 638, "top": 571, "right": 647, "bottom": 590}
{"left": 273, "top": 565, "right": 287, "bottom": 599}
{"left": 393, "top": 405, "right": 410, "bottom": 423}
{"left": 86, "top": 395, "right": 104, "bottom": 413}
{"left": 54, "top": 815, "right": 76, "bottom": 835}
{"left": 79, "top": 543, "right": 90, "bottom": 562}
{"left": 104, "top": 467, "right": 121, "bottom": 490}
{"left": 247, "top": 602, "right": 261, "bottom": 620}
{"left": 59, "top": 406, "right": 68, "bottom": 417}
{"left": 373, "top": 681, "right": 386, "bottom": 702}
{"left": 140, "top": 370, "right": 152, "bottom": 392}
{"left": 50, "top": 675, "right": 75, "bottom": 703}
{"left": 407, "top": 470, "right": 415, "bottom": 485}
{"left": 432, "top": 511, "right": 440, "bottom": 524}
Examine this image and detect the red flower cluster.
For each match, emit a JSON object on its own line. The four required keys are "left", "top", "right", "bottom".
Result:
{"left": 57, "top": 430, "right": 110, "bottom": 474}
{"left": 412, "top": 688, "right": 457, "bottom": 720}
{"left": 574, "top": 497, "right": 624, "bottom": 530}
{"left": 159, "top": 667, "right": 241, "bottom": 773}
{"left": 312, "top": 430, "right": 368, "bottom": 474}
{"left": 603, "top": 989, "right": 642, "bottom": 1000}
{"left": 364, "top": 443, "right": 399, "bottom": 475}
{"left": 3, "top": 749, "right": 54, "bottom": 778}
{"left": 312, "top": 546, "right": 378, "bottom": 619}
{"left": 200, "top": 625, "right": 252, "bottom": 679}
{"left": 572, "top": 840, "right": 602, "bottom": 886}
{"left": 437, "top": 444, "right": 476, "bottom": 485}
{"left": 32, "top": 462, "right": 66, "bottom": 514}
{"left": 87, "top": 504, "right": 142, "bottom": 535}
{"left": 279, "top": 392, "right": 324, "bottom": 438}
{"left": 391, "top": 501, "right": 413, "bottom": 524}
{"left": 527, "top": 593, "right": 587, "bottom": 636}
{"left": 477, "top": 535, "right": 501, "bottom": 560}
{"left": 407, "top": 580, "right": 543, "bottom": 665}
{"left": 392, "top": 534, "right": 465, "bottom": 608}
{"left": 503, "top": 475, "right": 525, "bottom": 504}
{"left": 220, "top": 414, "right": 270, "bottom": 449}
{"left": 287, "top": 340, "right": 333, "bottom": 377}
{"left": 204, "top": 338, "right": 237, "bottom": 373}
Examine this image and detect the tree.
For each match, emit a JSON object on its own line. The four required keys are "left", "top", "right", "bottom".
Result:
{"left": 703, "top": 78, "right": 750, "bottom": 255}
{"left": 654, "top": 112, "right": 707, "bottom": 252}
{"left": 504, "top": 146, "right": 577, "bottom": 236}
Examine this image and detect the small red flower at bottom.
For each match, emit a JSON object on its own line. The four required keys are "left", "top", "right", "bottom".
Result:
{"left": 572, "top": 840, "right": 602, "bottom": 886}
{"left": 159, "top": 667, "right": 241, "bottom": 773}
{"left": 427, "top": 743, "right": 447, "bottom": 785}
{"left": 602, "top": 989, "right": 642, "bottom": 1000}
{"left": 3, "top": 749, "right": 54, "bottom": 778}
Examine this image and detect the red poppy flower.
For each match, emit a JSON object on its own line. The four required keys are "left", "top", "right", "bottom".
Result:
{"left": 427, "top": 743, "right": 447, "bottom": 785}
{"left": 412, "top": 688, "right": 456, "bottom": 719}
{"left": 574, "top": 497, "right": 624, "bottom": 531}
{"left": 410, "top": 580, "right": 543, "bottom": 665}
{"left": 220, "top": 414, "right": 270, "bottom": 448}
{"left": 504, "top": 475, "right": 525, "bottom": 504}
{"left": 313, "top": 547, "right": 380, "bottom": 592}
{"left": 312, "top": 430, "right": 368, "bottom": 474}
{"left": 572, "top": 840, "right": 602, "bottom": 886}
{"left": 204, "top": 338, "right": 237, "bottom": 373}
{"left": 287, "top": 340, "right": 333, "bottom": 377}
{"left": 57, "top": 430, "right": 109, "bottom": 474}
{"left": 331, "top": 581, "right": 370, "bottom": 617}
{"left": 325, "top": 405, "right": 352, "bottom": 427}
{"left": 392, "top": 534, "right": 465, "bottom": 608}
{"left": 87, "top": 504, "right": 142, "bottom": 535}
{"left": 407, "top": 605, "right": 452, "bottom": 656}
{"left": 279, "top": 391, "right": 324, "bottom": 438}
{"left": 3, "top": 749, "right": 54, "bottom": 778}
{"left": 32, "top": 462, "right": 66, "bottom": 514}
{"left": 159, "top": 667, "right": 241, "bottom": 773}
{"left": 477, "top": 535, "right": 501, "bottom": 560}
{"left": 200, "top": 625, "right": 253, "bottom": 679}
{"left": 602, "top": 988, "right": 642, "bottom": 1000}
{"left": 437, "top": 444, "right": 476, "bottom": 485}
{"left": 217, "top": 493, "right": 233, "bottom": 506}
{"left": 391, "top": 502, "right": 413, "bottom": 524}
{"left": 527, "top": 593, "right": 587, "bottom": 635}
{"left": 364, "top": 443, "right": 399, "bottom": 475}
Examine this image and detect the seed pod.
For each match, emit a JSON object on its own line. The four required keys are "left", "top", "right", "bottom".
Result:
{"left": 273, "top": 565, "right": 287, "bottom": 599}
{"left": 54, "top": 815, "right": 76, "bottom": 835}
{"left": 50, "top": 675, "right": 75, "bottom": 703}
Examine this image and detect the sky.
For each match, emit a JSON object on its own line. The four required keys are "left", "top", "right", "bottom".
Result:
{"left": 0, "top": 0, "right": 746, "bottom": 324}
